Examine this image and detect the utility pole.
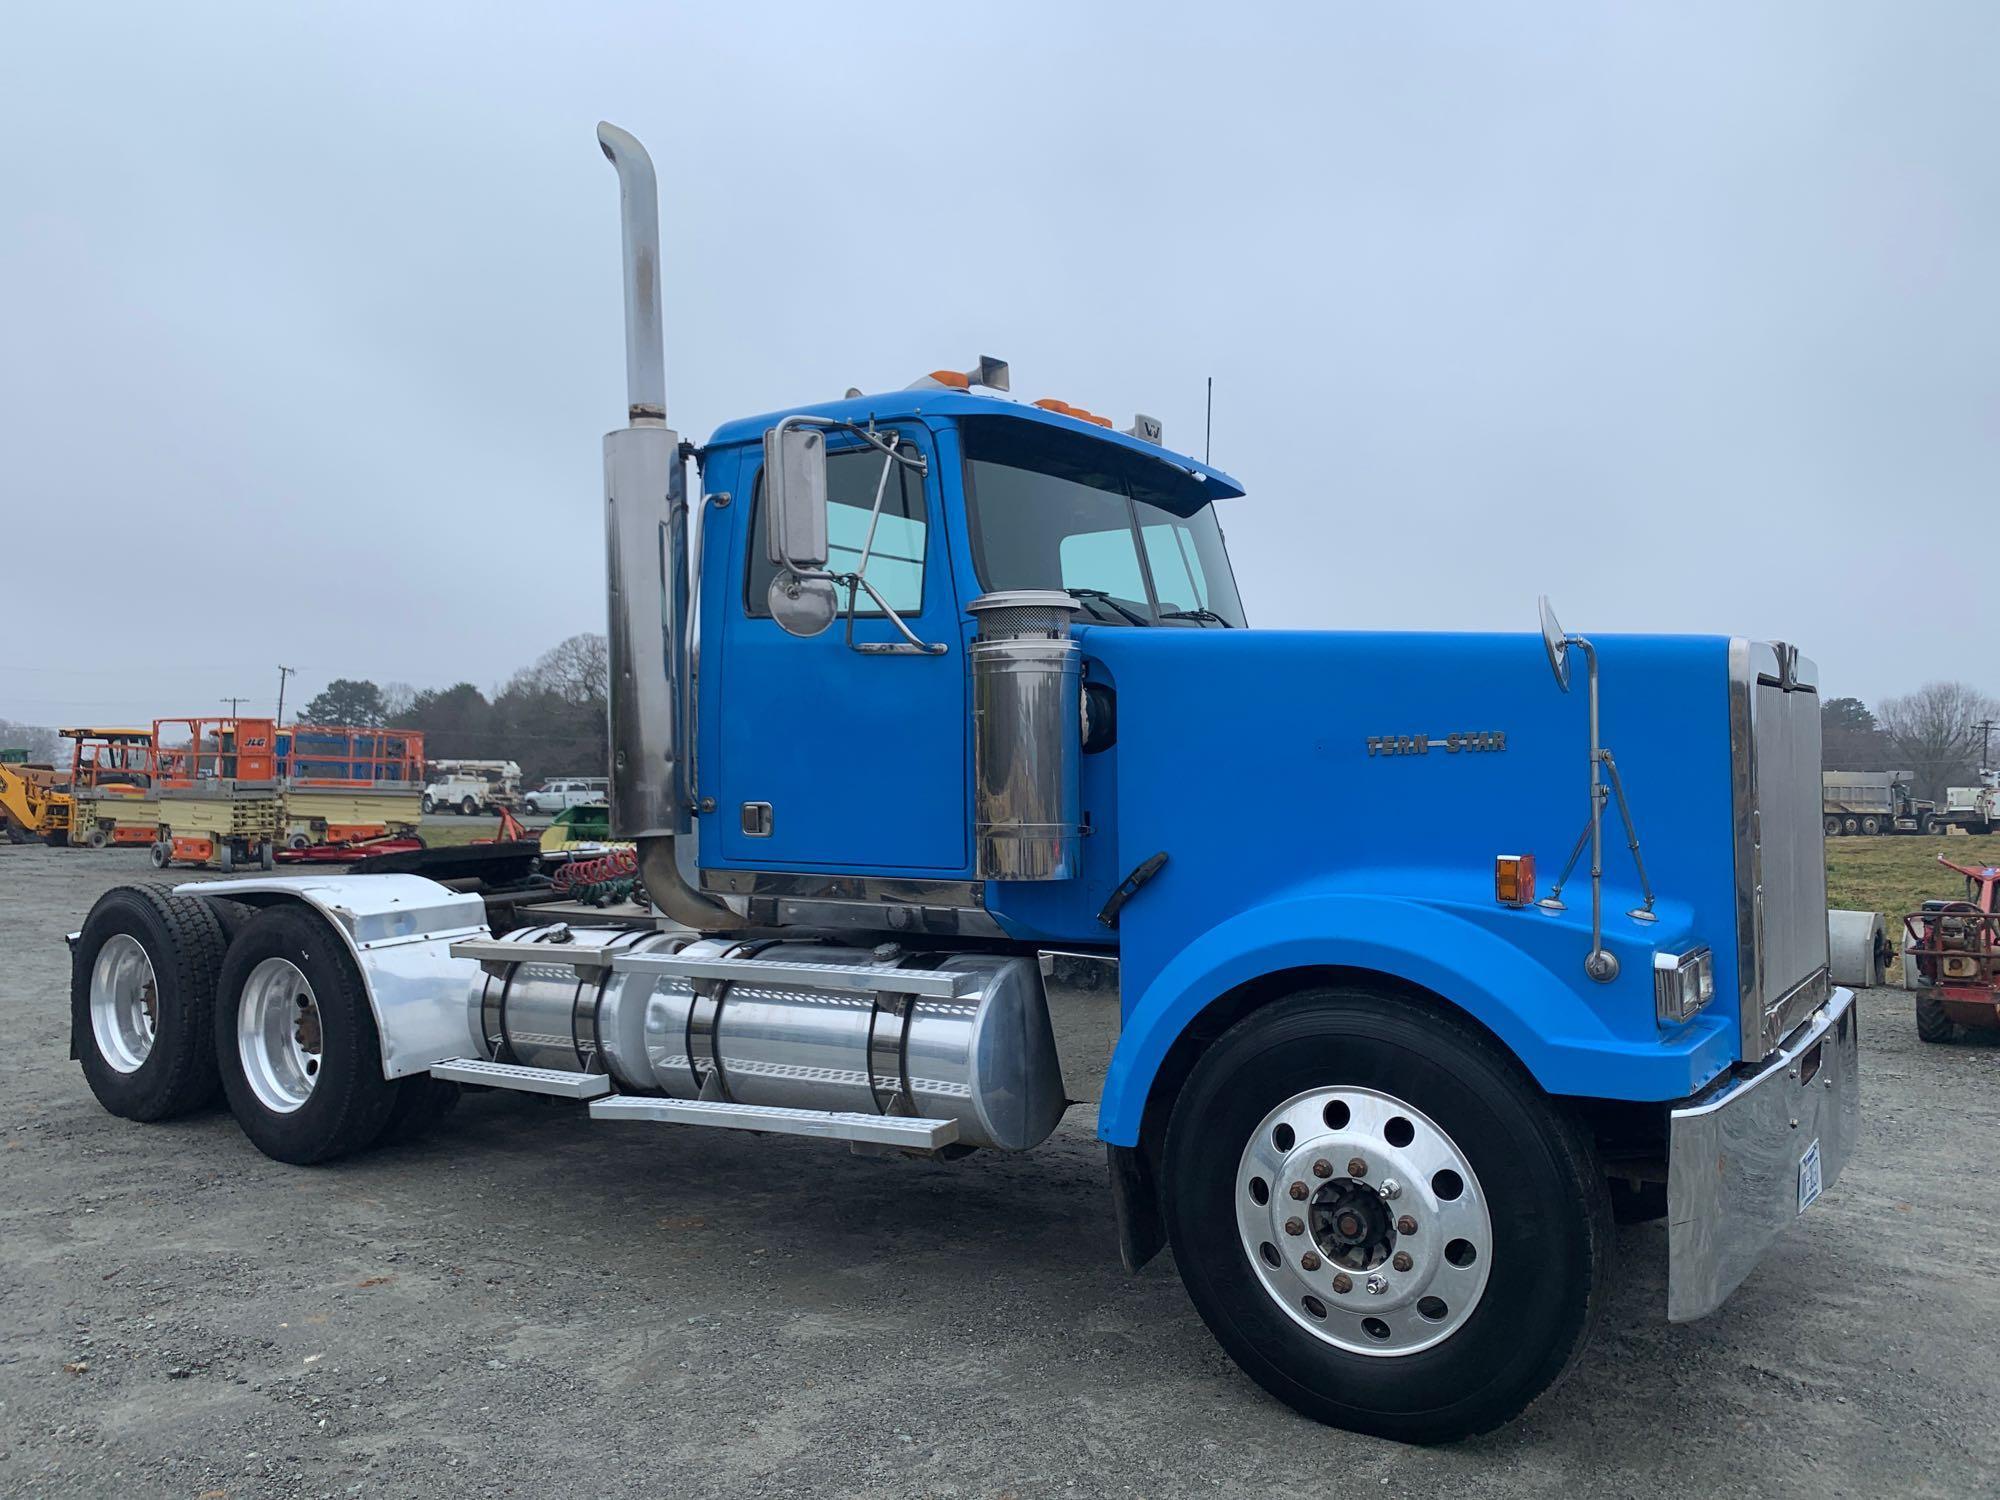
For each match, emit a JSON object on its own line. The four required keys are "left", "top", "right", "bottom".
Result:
{"left": 1979, "top": 718, "right": 1996, "bottom": 778}
{"left": 276, "top": 665, "right": 297, "bottom": 726}
{"left": 221, "top": 695, "right": 243, "bottom": 717}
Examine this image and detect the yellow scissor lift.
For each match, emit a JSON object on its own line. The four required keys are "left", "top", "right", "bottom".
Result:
{"left": 151, "top": 717, "right": 281, "bottom": 871}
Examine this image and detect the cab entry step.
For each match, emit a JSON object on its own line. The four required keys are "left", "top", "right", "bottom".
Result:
{"left": 589, "top": 1095, "right": 961, "bottom": 1147}
{"left": 428, "top": 1058, "right": 613, "bottom": 1098}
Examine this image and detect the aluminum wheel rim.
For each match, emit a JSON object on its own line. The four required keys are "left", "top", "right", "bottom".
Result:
{"left": 1235, "top": 1086, "right": 1493, "bottom": 1356}
{"left": 238, "top": 957, "right": 323, "bottom": 1114}
{"left": 90, "top": 934, "right": 158, "bottom": 1073}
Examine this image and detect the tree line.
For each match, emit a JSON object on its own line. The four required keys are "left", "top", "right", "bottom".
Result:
{"left": 1823, "top": 682, "right": 2000, "bottom": 802}
{"left": 297, "top": 633, "right": 609, "bottom": 784}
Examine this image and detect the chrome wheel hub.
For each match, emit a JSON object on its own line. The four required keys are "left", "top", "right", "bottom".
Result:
{"left": 89, "top": 934, "right": 158, "bottom": 1073}
{"left": 238, "top": 958, "right": 323, "bottom": 1113}
{"left": 1236, "top": 1086, "right": 1493, "bottom": 1355}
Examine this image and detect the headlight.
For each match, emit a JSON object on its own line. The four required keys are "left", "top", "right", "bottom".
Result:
{"left": 1654, "top": 945, "right": 1716, "bottom": 1026}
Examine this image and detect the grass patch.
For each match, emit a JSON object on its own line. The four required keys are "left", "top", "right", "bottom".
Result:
{"left": 1825, "top": 833, "right": 2000, "bottom": 934}
{"left": 415, "top": 819, "right": 549, "bottom": 848}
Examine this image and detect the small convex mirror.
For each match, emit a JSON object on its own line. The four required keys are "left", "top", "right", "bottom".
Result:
{"left": 1538, "top": 595, "right": 1571, "bottom": 692}
{"left": 764, "top": 425, "right": 829, "bottom": 570}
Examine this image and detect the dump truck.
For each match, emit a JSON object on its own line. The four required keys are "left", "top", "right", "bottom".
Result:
{"left": 62, "top": 124, "right": 1857, "bottom": 1444}
{"left": 1822, "top": 769, "right": 1934, "bottom": 835}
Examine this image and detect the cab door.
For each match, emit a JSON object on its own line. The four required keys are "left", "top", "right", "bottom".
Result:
{"left": 712, "top": 423, "right": 968, "bottom": 874}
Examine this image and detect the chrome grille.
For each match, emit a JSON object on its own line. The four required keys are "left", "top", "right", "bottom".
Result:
{"left": 1730, "top": 640, "right": 1832, "bottom": 1060}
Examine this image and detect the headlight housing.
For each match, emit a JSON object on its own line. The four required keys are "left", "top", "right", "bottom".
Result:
{"left": 1654, "top": 945, "right": 1716, "bottom": 1026}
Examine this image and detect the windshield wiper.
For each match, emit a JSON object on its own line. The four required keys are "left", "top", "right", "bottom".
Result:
{"left": 1160, "top": 607, "right": 1232, "bottom": 627}
{"left": 1069, "top": 588, "right": 1151, "bottom": 626}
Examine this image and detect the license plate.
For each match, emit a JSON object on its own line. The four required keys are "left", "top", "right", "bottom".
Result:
{"left": 1797, "top": 1138, "right": 1823, "bottom": 1213}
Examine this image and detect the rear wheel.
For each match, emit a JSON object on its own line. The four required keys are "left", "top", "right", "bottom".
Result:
{"left": 69, "top": 885, "right": 227, "bottom": 1120}
{"left": 84, "top": 826, "right": 109, "bottom": 849}
{"left": 258, "top": 840, "right": 276, "bottom": 871}
{"left": 1860, "top": 816, "right": 1882, "bottom": 836}
{"left": 1916, "top": 992, "right": 1956, "bottom": 1044}
{"left": 1162, "top": 988, "right": 1611, "bottom": 1443}
{"left": 1843, "top": 816, "right": 1860, "bottom": 835}
{"left": 377, "top": 1076, "right": 461, "bottom": 1147}
{"left": 1823, "top": 816, "right": 1841, "bottom": 836}
{"left": 214, "top": 906, "right": 398, "bottom": 1164}
{"left": 149, "top": 842, "right": 172, "bottom": 869}
{"left": 460, "top": 795, "right": 478, "bottom": 816}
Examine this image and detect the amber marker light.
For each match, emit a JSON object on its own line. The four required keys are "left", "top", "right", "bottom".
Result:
{"left": 1495, "top": 854, "right": 1536, "bottom": 908}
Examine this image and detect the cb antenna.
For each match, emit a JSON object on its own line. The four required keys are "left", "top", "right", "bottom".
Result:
{"left": 1204, "top": 376, "right": 1213, "bottom": 464}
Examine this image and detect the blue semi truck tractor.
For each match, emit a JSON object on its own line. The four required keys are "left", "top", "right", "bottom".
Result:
{"left": 66, "top": 125, "right": 1857, "bottom": 1442}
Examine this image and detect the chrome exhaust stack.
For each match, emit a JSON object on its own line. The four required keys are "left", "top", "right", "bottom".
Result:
{"left": 597, "top": 122, "right": 748, "bottom": 931}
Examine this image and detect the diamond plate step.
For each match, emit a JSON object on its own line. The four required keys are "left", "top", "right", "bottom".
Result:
{"left": 428, "top": 1058, "right": 612, "bottom": 1098}
{"left": 588, "top": 1095, "right": 959, "bottom": 1147}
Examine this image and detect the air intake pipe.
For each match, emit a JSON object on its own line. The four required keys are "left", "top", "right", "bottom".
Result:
{"left": 597, "top": 122, "right": 749, "bottom": 932}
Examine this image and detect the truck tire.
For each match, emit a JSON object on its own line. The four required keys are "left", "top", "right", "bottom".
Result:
{"left": 1823, "top": 816, "right": 1840, "bottom": 837}
{"left": 1859, "top": 816, "right": 1881, "bottom": 836}
{"left": 461, "top": 795, "right": 478, "bottom": 816}
{"left": 1915, "top": 993, "right": 1956, "bottom": 1044}
{"left": 376, "top": 1076, "right": 461, "bottom": 1148}
{"left": 421, "top": 794, "right": 435, "bottom": 814}
{"left": 1842, "top": 816, "right": 1859, "bottom": 835}
{"left": 213, "top": 906, "right": 399, "bottom": 1164}
{"left": 70, "top": 885, "right": 228, "bottom": 1121}
{"left": 1161, "top": 987, "right": 1612, "bottom": 1444}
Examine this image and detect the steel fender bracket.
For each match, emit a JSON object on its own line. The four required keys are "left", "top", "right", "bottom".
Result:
{"left": 1665, "top": 986, "right": 1859, "bottom": 1322}
{"left": 176, "top": 875, "right": 490, "bottom": 1079}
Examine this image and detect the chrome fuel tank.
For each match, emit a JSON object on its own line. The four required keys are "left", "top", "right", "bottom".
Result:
{"left": 467, "top": 932, "right": 1068, "bottom": 1152}
{"left": 606, "top": 939, "right": 1066, "bottom": 1150}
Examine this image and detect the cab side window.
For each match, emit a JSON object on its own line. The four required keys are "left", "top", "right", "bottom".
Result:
{"left": 745, "top": 445, "right": 927, "bottom": 617}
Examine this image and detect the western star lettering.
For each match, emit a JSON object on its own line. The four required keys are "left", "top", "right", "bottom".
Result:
{"left": 1365, "top": 732, "right": 1507, "bottom": 757}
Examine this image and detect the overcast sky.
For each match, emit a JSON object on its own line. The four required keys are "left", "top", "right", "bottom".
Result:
{"left": 3, "top": 3, "right": 1994, "bottom": 725}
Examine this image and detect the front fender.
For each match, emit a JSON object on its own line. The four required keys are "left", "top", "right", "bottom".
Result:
{"left": 1096, "top": 892, "right": 1736, "bottom": 1146}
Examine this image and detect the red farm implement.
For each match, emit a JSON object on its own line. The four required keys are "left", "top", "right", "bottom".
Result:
{"left": 1903, "top": 854, "right": 2000, "bottom": 1042}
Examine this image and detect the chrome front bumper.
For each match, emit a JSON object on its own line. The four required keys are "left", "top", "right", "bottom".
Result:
{"left": 1666, "top": 984, "right": 1859, "bottom": 1322}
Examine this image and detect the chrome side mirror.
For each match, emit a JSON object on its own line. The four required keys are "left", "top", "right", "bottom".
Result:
{"left": 764, "top": 425, "right": 829, "bottom": 571}
{"left": 1538, "top": 595, "right": 1570, "bottom": 693}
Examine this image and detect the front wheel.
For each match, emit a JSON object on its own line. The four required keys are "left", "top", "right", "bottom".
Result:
{"left": 421, "top": 794, "right": 435, "bottom": 814}
{"left": 1162, "top": 988, "right": 1612, "bottom": 1443}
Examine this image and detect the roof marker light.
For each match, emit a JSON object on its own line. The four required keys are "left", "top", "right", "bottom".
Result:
{"left": 1034, "top": 398, "right": 1112, "bottom": 428}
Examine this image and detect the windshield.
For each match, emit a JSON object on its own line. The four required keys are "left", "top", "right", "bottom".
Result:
{"left": 961, "top": 417, "right": 1246, "bottom": 627}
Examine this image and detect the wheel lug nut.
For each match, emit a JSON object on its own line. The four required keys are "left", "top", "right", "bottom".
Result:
{"left": 1397, "top": 1215, "right": 1418, "bottom": 1235}
{"left": 1332, "top": 1273, "right": 1353, "bottom": 1294}
{"left": 1366, "top": 1274, "right": 1388, "bottom": 1295}
{"left": 1301, "top": 1252, "right": 1322, "bottom": 1271}
{"left": 1392, "top": 1251, "right": 1413, "bottom": 1272}
{"left": 1288, "top": 1181, "right": 1309, "bottom": 1201}
{"left": 1284, "top": 1217, "right": 1304, "bottom": 1236}
{"left": 1312, "top": 1158, "right": 1332, "bottom": 1179}
{"left": 1347, "top": 1157, "right": 1368, "bottom": 1178}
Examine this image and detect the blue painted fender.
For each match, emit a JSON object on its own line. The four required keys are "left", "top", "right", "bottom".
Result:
{"left": 1095, "top": 891, "right": 1736, "bottom": 1146}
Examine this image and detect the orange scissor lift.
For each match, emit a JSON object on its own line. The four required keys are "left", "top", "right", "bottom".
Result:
{"left": 62, "top": 728, "right": 161, "bottom": 848}
{"left": 275, "top": 725, "right": 427, "bottom": 849}
{"left": 151, "top": 717, "right": 283, "bottom": 870}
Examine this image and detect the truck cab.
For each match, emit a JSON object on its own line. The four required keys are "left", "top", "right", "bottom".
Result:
{"left": 63, "top": 123, "right": 1857, "bottom": 1445}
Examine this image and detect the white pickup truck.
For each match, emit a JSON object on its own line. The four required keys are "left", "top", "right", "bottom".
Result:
{"left": 519, "top": 777, "right": 607, "bottom": 814}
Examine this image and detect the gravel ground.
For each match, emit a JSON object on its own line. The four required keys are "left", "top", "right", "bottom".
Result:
{"left": 3, "top": 845, "right": 1998, "bottom": 1498}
